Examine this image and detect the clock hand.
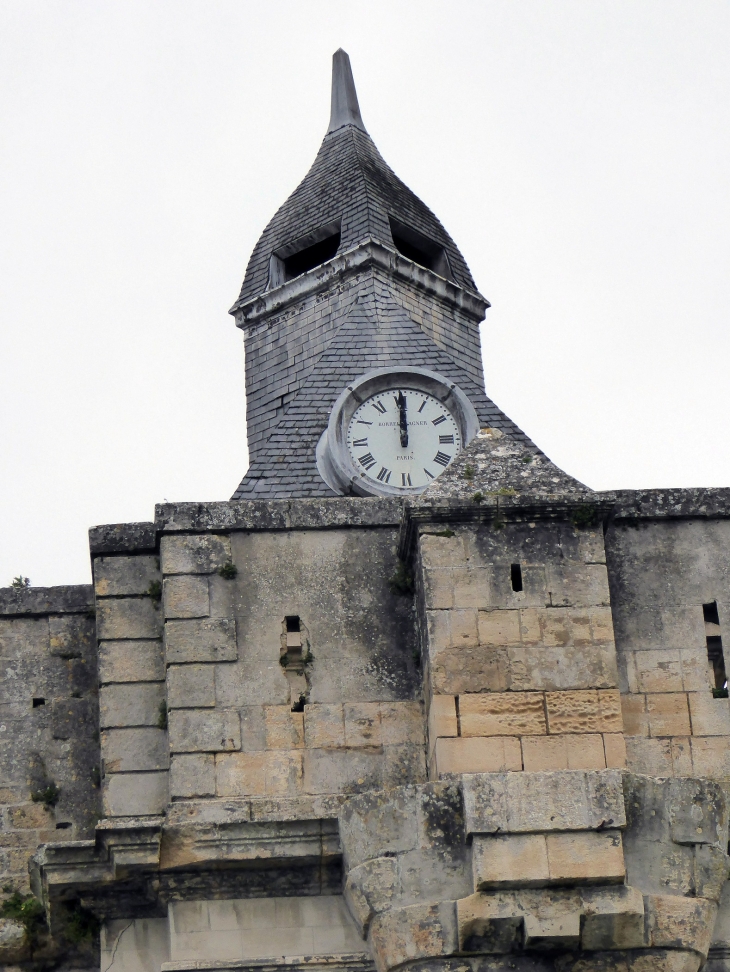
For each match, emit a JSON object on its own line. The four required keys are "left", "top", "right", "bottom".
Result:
{"left": 396, "top": 391, "right": 408, "bottom": 448}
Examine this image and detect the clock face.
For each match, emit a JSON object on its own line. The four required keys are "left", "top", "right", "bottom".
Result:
{"left": 345, "top": 389, "right": 462, "bottom": 489}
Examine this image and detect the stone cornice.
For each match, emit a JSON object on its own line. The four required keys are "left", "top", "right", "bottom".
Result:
{"left": 229, "top": 239, "right": 489, "bottom": 326}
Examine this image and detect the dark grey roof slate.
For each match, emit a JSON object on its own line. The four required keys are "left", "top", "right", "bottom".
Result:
{"left": 232, "top": 279, "right": 534, "bottom": 499}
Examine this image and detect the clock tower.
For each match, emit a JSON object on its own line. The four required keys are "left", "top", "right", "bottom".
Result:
{"left": 229, "top": 50, "right": 533, "bottom": 498}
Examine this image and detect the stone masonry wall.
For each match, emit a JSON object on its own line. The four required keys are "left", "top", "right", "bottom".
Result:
{"left": 0, "top": 585, "right": 100, "bottom": 894}
{"left": 416, "top": 518, "right": 626, "bottom": 778}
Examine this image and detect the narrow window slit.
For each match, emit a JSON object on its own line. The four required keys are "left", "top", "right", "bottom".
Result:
{"left": 55, "top": 822, "right": 72, "bottom": 830}
{"left": 703, "top": 601, "right": 728, "bottom": 696}
{"left": 32, "top": 698, "right": 45, "bottom": 708}
{"left": 511, "top": 564, "right": 523, "bottom": 593}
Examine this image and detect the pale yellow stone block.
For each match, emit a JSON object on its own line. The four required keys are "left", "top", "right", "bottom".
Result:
{"left": 426, "top": 610, "right": 450, "bottom": 652}
{"left": 570, "top": 614, "right": 593, "bottom": 647}
{"left": 688, "top": 692, "right": 730, "bottom": 736}
{"left": 603, "top": 733, "right": 627, "bottom": 769}
{"left": 264, "top": 706, "right": 304, "bottom": 749}
{"left": 680, "top": 648, "right": 713, "bottom": 692}
{"left": 546, "top": 831, "right": 625, "bottom": 883}
{"left": 635, "top": 650, "right": 683, "bottom": 693}
{"left": 590, "top": 608, "right": 615, "bottom": 643}
{"left": 690, "top": 737, "right": 730, "bottom": 780}
{"left": 460, "top": 692, "right": 546, "bottom": 737}
{"left": 625, "top": 737, "right": 672, "bottom": 776}
{"left": 545, "top": 689, "right": 622, "bottom": 734}
{"left": 379, "top": 701, "right": 424, "bottom": 746}
{"left": 264, "top": 750, "right": 303, "bottom": 796}
{"left": 565, "top": 733, "right": 606, "bottom": 770}
{"left": 423, "top": 569, "right": 454, "bottom": 610}
{"left": 344, "top": 702, "right": 382, "bottom": 747}
{"left": 428, "top": 695, "right": 458, "bottom": 744}
{"left": 451, "top": 609, "right": 479, "bottom": 647}
{"left": 452, "top": 568, "right": 490, "bottom": 609}
{"left": 540, "top": 610, "right": 571, "bottom": 647}
{"left": 621, "top": 694, "right": 648, "bottom": 736}
{"left": 472, "top": 834, "right": 549, "bottom": 889}
{"left": 670, "top": 737, "right": 693, "bottom": 776}
{"left": 646, "top": 693, "right": 691, "bottom": 737}
{"left": 434, "top": 736, "right": 522, "bottom": 775}
{"left": 477, "top": 609, "right": 520, "bottom": 647}
{"left": 521, "top": 735, "right": 568, "bottom": 771}
{"left": 216, "top": 752, "right": 265, "bottom": 797}
{"left": 518, "top": 608, "right": 542, "bottom": 645}
{"left": 420, "top": 533, "right": 465, "bottom": 568}
{"left": 163, "top": 575, "right": 210, "bottom": 619}
{"left": 303, "top": 704, "right": 345, "bottom": 748}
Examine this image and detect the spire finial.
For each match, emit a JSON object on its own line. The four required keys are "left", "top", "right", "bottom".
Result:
{"left": 327, "top": 49, "right": 367, "bottom": 134}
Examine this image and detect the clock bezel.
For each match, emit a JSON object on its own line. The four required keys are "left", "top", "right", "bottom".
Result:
{"left": 316, "top": 366, "right": 480, "bottom": 497}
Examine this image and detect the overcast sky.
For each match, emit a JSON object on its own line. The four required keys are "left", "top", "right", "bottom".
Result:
{"left": 1, "top": 1, "right": 729, "bottom": 587}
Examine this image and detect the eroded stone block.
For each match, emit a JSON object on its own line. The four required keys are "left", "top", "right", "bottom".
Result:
{"left": 165, "top": 618, "right": 237, "bottom": 663}
{"left": 459, "top": 692, "right": 546, "bottom": 736}
{"left": 545, "top": 689, "right": 623, "bottom": 734}
{"left": 472, "top": 833, "right": 549, "bottom": 889}
{"left": 97, "top": 598, "right": 161, "bottom": 640}
{"left": 94, "top": 555, "right": 160, "bottom": 597}
{"left": 160, "top": 534, "right": 231, "bottom": 574}
{"left": 434, "top": 736, "right": 522, "bottom": 775}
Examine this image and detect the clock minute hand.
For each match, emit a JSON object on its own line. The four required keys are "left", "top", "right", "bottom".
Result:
{"left": 396, "top": 391, "right": 408, "bottom": 448}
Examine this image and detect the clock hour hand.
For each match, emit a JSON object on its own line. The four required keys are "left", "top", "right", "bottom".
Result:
{"left": 396, "top": 391, "right": 408, "bottom": 448}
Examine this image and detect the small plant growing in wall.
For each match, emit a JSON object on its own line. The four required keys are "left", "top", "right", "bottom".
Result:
{"left": 463, "top": 464, "right": 475, "bottom": 481}
{"left": 571, "top": 505, "right": 600, "bottom": 530}
{"left": 63, "top": 902, "right": 99, "bottom": 946}
{"left": 472, "top": 491, "right": 484, "bottom": 504}
{"left": 11, "top": 576, "right": 30, "bottom": 589}
{"left": 157, "top": 700, "right": 168, "bottom": 730}
{"left": 389, "top": 559, "right": 414, "bottom": 596}
{"left": 0, "top": 890, "right": 46, "bottom": 947}
{"left": 218, "top": 562, "right": 238, "bottom": 579}
{"left": 31, "top": 783, "right": 60, "bottom": 808}
{"left": 146, "top": 580, "right": 162, "bottom": 603}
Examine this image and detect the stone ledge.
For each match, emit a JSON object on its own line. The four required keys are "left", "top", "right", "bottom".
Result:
{"left": 155, "top": 499, "right": 403, "bottom": 533}
{"left": 89, "top": 521, "right": 157, "bottom": 554}
{"left": 606, "top": 488, "right": 730, "bottom": 521}
{"left": 161, "top": 955, "right": 374, "bottom": 972}
{"left": 0, "top": 584, "right": 93, "bottom": 617}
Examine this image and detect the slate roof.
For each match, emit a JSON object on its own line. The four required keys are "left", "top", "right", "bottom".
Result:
{"left": 232, "top": 279, "right": 534, "bottom": 498}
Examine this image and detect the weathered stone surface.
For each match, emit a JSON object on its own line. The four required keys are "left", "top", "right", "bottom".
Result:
{"left": 434, "top": 737, "right": 522, "bottom": 775}
{"left": 521, "top": 733, "right": 607, "bottom": 771}
{"left": 170, "top": 753, "right": 216, "bottom": 798}
{"left": 48, "top": 613, "right": 94, "bottom": 658}
{"left": 89, "top": 521, "right": 156, "bottom": 554}
{"left": 165, "top": 618, "right": 237, "bottom": 663}
{"left": 103, "top": 770, "right": 168, "bottom": 816}
{"left": 369, "top": 901, "right": 457, "bottom": 972}
{"left": 98, "top": 639, "right": 164, "bottom": 684}
{"left": 94, "top": 554, "right": 160, "bottom": 597}
{"left": 167, "top": 663, "right": 216, "bottom": 709}
{"left": 51, "top": 696, "right": 95, "bottom": 739}
{"left": 545, "top": 689, "right": 623, "bottom": 734}
{"left": 160, "top": 534, "right": 232, "bottom": 574}
{"left": 215, "top": 750, "right": 303, "bottom": 797}
{"left": 0, "top": 584, "right": 93, "bottom": 617}
{"left": 168, "top": 709, "right": 241, "bottom": 753}
{"left": 163, "top": 574, "right": 210, "bottom": 619}
{"left": 428, "top": 695, "right": 458, "bottom": 747}
{"left": 96, "top": 597, "right": 161, "bottom": 640}
{"left": 0, "top": 917, "right": 27, "bottom": 963}
{"left": 646, "top": 894, "right": 717, "bottom": 958}
{"left": 99, "top": 682, "right": 165, "bottom": 728}
{"left": 459, "top": 692, "right": 546, "bottom": 736}
{"left": 101, "top": 727, "right": 169, "bottom": 772}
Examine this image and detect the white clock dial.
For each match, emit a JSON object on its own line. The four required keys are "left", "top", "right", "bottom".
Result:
{"left": 346, "top": 389, "right": 462, "bottom": 489}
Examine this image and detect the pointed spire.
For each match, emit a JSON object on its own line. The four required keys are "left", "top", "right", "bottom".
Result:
{"left": 327, "top": 49, "right": 367, "bottom": 134}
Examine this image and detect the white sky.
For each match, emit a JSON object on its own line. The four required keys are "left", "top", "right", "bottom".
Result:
{"left": 1, "top": 1, "right": 729, "bottom": 587}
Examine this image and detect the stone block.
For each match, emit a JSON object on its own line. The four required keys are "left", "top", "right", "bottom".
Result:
{"left": 101, "top": 727, "right": 169, "bottom": 772}
{"left": 690, "top": 736, "right": 730, "bottom": 780}
{"left": 646, "top": 692, "right": 691, "bottom": 737}
{"left": 51, "top": 696, "right": 95, "bottom": 739}
{"left": 167, "top": 664, "right": 216, "bottom": 709}
{"left": 545, "top": 563, "right": 610, "bottom": 608}
{"left": 215, "top": 751, "right": 265, "bottom": 796}
{"left": 420, "top": 533, "right": 466, "bottom": 568}
{"left": 477, "top": 609, "right": 520, "bottom": 646}
{"left": 538, "top": 609, "right": 572, "bottom": 647}
{"left": 103, "top": 770, "right": 168, "bottom": 816}
{"left": 98, "top": 640, "right": 165, "bottom": 684}
{"left": 694, "top": 843, "right": 729, "bottom": 901}
{"left": 303, "top": 747, "right": 383, "bottom": 795}
{"left": 170, "top": 754, "right": 216, "bottom": 798}
{"left": 430, "top": 644, "right": 509, "bottom": 695}
{"left": 462, "top": 770, "right": 626, "bottom": 835}
{"left": 304, "top": 703, "right": 345, "bottom": 748}
{"left": 384, "top": 742, "right": 427, "bottom": 787}
{"left": 626, "top": 737, "right": 673, "bottom": 776}
{"left": 163, "top": 575, "right": 210, "bottom": 619}
{"left": 452, "top": 567, "right": 491, "bottom": 609}
{"left": 522, "top": 734, "right": 606, "bottom": 771}
{"left": 472, "top": 833, "right": 549, "bottom": 888}
{"left": 671, "top": 736, "right": 694, "bottom": 775}
{"left": 508, "top": 643, "right": 618, "bottom": 692}
{"left": 344, "top": 856, "right": 399, "bottom": 934}
{"left": 622, "top": 694, "right": 649, "bottom": 736}
{"left": 97, "top": 598, "right": 161, "bottom": 640}
{"left": 239, "top": 705, "right": 267, "bottom": 751}
{"left": 603, "top": 732, "right": 627, "bottom": 768}
{"left": 646, "top": 893, "right": 717, "bottom": 958}
{"left": 428, "top": 695, "right": 457, "bottom": 746}
{"left": 590, "top": 607, "right": 615, "bottom": 643}
{"left": 344, "top": 702, "right": 381, "bottom": 747}
{"left": 100, "top": 682, "right": 164, "bottom": 728}
{"left": 169, "top": 709, "right": 241, "bottom": 753}
{"left": 48, "top": 614, "right": 93, "bottom": 658}
{"left": 635, "top": 649, "right": 683, "bottom": 693}
{"left": 378, "top": 701, "right": 424, "bottom": 746}
{"left": 546, "top": 689, "right": 623, "bottom": 734}
{"left": 524, "top": 911, "right": 581, "bottom": 948}
{"left": 459, "top": 692, "right": 546, "bottom": 736}
{"left": 456, "top": 892, "right": 523, "bottom": 953}
{"left": 422, "top": 569, "right": 454, "bottom": 609}
{"left": 165, "top": 618, "right": 237, "bottom": 663}
{"left": 434, "top": 736, "right": 522, "bottom": 775}
{"left": 94, "top": 555, "right": 160, "bottom": 597}
{"left": 680, "top": 648, "right": 713, "bottom": 692}
{"left": 160, "top": 533, "right": 231, "bottom": 574}
{"left": 426, "top": 610, "right": 450, "bottom": 653}
{"left": 580, "top": 885, "right": 646, "bottom": 950}
{"left": 450, "top": 609, "right": 479, "bottom": 646}
{"left": 265, "top": 705, "right": 304, "bottom": 749}
{"left": 688, "top": 692, "right": 730, "bottom": 736}
{"left": 369, "top": 901, "right": 457, "bottom": 972}
{"left": 265, "top": 750, "right": 304, "bottom": 796}
{"left": 546, "top": 830, "right": 625, "bottom": 884}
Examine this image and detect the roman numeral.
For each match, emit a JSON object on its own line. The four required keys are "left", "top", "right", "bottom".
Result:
{"left": 432, "top": 415, "right": 447, "bottom": 426}
{"left": 356, "top": 420, "right": 372, "bottom": 426}
{"left": 424, "top": 468, "right": 435, "bottom": 479}
{"left": 353, "top": 438, "right": 368, "bottom": 447}
{"left": 372, "top": 400, "right": 387, "bottom": 414}
{"left": 377, "top": 467, "right": 391, "bottom": 483}
{"left": 418, "top": 400, "right": 427, "bottom": 413}
{"left": 358, "top": 453, "right": 376, "bottom": 470}
{"left": 401, "top": 473, "right": 412, "bottom": 487}
{"left": 434, "top": 451, "right": 451, "bottom": 467}
{"left": 439, "top": 434, "right": 455, "bottom": 444}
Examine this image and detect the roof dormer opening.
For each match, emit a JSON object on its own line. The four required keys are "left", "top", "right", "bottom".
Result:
{"left": 388, "top": 217, "right": 454, "bottom": 281}
{"left": 269, "top": 221, "right": 341, "bottom": 289}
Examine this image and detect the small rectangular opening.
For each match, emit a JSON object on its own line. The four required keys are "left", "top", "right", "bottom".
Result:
{"left": 269, "top": 221, "right": 341, "bottom": 288}
{"left": 55, "top": 822, "right": 72, "bottom": 830}
{"left": 704, "top": 602, "right": 727, "bottom": 694}
{"left": 704, "top": 602, "right": 720, "bottom": 626}
{"left": 510, "top": 564, "right": 523, "bottom": 593}
{"left": 286, "top": 616, "right": 301, "bottom": 632}
{"left": 388, "top": 216, "right": 454, "bottom": 280}
{"left": 32, "top": 698, "right": 45, "bottom": 708}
